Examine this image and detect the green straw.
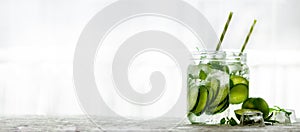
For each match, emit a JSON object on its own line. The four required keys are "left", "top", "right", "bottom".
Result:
{"left": 240, "top": 19, "right": 257, "bottom": 53}
{"left": 216, "top": 12, "right": 233, "bottom": 51}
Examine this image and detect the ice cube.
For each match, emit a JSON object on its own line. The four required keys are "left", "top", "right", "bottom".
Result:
{"left": 287, "top": 109, "right": 297, "bottom": 123}
{"left": 228, "top": 63, "right": 242, "bottom": 74}
{"left": 188, "top": 65, "right": 200, "bottom": 79}
{"left": 206, "top": 69, "right": 229, "bottom": 87}
{"left": 270, "top": 111, "right": 291, "bottom": 124}
{"left": 188, "top": 78, "right": 207, "bottom": 88}
{"left": 240, "top": 111, "right": 265, "bottom": 127}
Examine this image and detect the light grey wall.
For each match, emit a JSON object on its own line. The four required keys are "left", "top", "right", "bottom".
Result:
{"left": 0, "top": 0, "right": 299, "bottom": 117}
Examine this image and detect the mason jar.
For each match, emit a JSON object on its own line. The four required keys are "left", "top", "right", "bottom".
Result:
{"left": 187, "top": 51, "right": 230, "bottom": 124}
{"left": 225, "top": 52, "right": 249, "bottom": 121}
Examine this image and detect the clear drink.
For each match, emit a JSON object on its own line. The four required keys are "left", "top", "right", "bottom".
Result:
{"left": 187, "top": 51, "right": 230, "bottom": 124}
{"left": 225, "top": 52, "right": 249, "bottom": 121}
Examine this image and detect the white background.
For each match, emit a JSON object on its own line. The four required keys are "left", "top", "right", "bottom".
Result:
{"left": 0, "top": 0, "right": 300, "bottom": 116}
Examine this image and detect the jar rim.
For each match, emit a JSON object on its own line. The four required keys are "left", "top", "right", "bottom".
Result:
{"left": 190, "top": 50, "right": 247, "bottom": 62}
{"left": 191, "top": 50, "right": 226, "bottom": 60}
{"left": 191, "top": 50, "right": 226, "bottom": 56}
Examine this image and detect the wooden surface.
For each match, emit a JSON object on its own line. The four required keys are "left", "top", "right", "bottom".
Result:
{"left": 0, "top": 116, "right": 299, "bottom": 131}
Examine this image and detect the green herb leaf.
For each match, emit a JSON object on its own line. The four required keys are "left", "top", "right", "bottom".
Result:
{"left": 269, "top": 108, "right": 277, "bottom": 113}
{"left": 220, "top": 118, "right": 226, "bottom": 124}
{"left": 219, "top": 117, "right": 238, "bottom": 126}
{"left": 229, "top": 118, "right": 238, "bottom": 126}
{"left": 199, "top": 70, "right": 207, "bottom": 80}
{"left": 265, "top": 112, "right": 274, "bottom": 120}
{"left": 188, "top": 74, "right": 194, "bottom": 79}
{"left": 268, "top": 106, "right": 293, "bottom": 124}
{"left": 273, "top": 106, "right": 292, "bottom": 116}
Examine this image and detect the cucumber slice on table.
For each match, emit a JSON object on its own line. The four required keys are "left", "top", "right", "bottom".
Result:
{"left": 230, "top": 75, "right": 249, "bottom": 86}
{"left": 229, "top": 84, "right": 248, "bottom": 104}
{"left": 191, "top": 86, "right": 208, "bottom": 115}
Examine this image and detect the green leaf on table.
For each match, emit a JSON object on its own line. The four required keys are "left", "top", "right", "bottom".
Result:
{"left": 220, "top": 118, "right": 226, "bottom": 124}
{"left": 229, "top": 118, "right": 238, "bottom": 126}
{"left": 265, "top": 112, "right": 273, "bottom": 120}
{"left": 219, "top": 117, "right": 238, "bottom": 126}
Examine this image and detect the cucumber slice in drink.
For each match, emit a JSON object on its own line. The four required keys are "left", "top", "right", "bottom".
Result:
{"left": 206, "top": 85, "right": 229, "bottom": 114}
{"left": 209, "top": 85, "right": 229, "bottom": 107}
{"left": 229, "top": 84, "right": 248, "bottom": 104}
{"left": 207, "top": 88, "right": 215, "bottom": 106}
{"left": 207, "top": 78, "right": 220, "bottom": 105}
{"left": 230, "top": 75, "right": 249, "bottom": 86}
{"left": 214, "top": 97, "right": 229, "bottom": 114}
{"left": 207, "top": 96, "right": 229, "bottom": 114}
{"left": 188, "top": 86, "right": 199, "bottom": 111}
{"left": 191, "top": 86, "right": 208, "bottom": 115}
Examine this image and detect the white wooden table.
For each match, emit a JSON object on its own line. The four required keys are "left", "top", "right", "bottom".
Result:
{"left": 0, "top": 116, "right": 299, "bottom": 131}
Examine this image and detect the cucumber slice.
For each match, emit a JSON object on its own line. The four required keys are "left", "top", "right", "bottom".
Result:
{"left": 207, "top": 78, "right": 220, "bottom": 105}
{"left": 214, "top": 97, "right": 229, "bottom": 114}
{"left": 230, "top": 75, "right": 249, "bottom": 86}
{"left": 229, "top": 84, "right": 248, "bottom": 104}
{"left": 210, "top": 85, "right": 229, "bottom": 107}
{"left": 207, "top": 96, "right": 229, "bottom": 114}
{"left": 188, "top": 86, "right": 199, "bottom": 111}
{"left": 217, "top": 99, "right": 229, "bottom": 114}
{"left": 192, "top": 86, "right": 208, "bottom": 115}
{"left": 207, "top": 88, "right": 215, "bottom": 106}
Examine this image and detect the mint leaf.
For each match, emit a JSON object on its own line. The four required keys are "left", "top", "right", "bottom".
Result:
{"left": 220, "top": 117, "right": 238, "bottom": 126}
{"left": 265, "top": 112, "right": 273, "bottom": 120}
{"left": 188, "top": 74, "right": 194, "bottom": 79}
{"left": 229, "top": 118, "right": 238, "bottom": 126}
{"left": 220, "top": 118, "right": 226, "bottom": 124}
{"left": 273, "top": 106, "right": 292, "bottom": 116}
{"left": 199, "top": 70, "right": 207, "bottom": 80}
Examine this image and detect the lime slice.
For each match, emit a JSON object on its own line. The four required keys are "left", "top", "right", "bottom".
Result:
{"left": 242, "top": 97, "right": 270, "bottom": 119}
{"left": 230, "top": 75, "right": 249, "bottom": 86}
{"left": 234, "top": 109, "right": 262, "bottom": 120}
{"left": 229, "top": 84, "right": 248, "bottom": 104}
{"left": 192, "top": 86, "right": 208, "bottom": 115}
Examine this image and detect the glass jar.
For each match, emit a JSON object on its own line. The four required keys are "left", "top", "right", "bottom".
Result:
{"left": 187, "top": 51, "right": 230, "bottom": 124}
{"left": 225, "top": 52, "right": 249, "bottom": 121}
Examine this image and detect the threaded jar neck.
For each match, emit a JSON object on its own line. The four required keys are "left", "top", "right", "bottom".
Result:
{"left": 192, "top": 51, "right": 226, "bottom": 61}
{"left": 225, "top": 52, "right": 247, "bottom": 63}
